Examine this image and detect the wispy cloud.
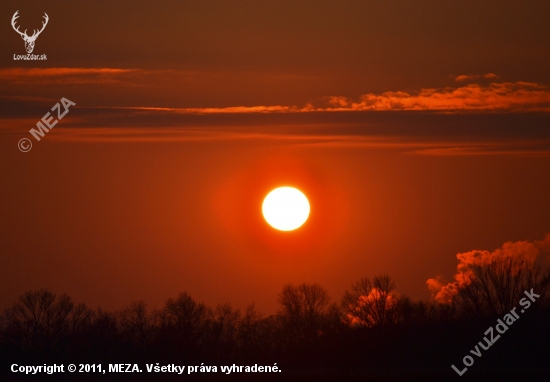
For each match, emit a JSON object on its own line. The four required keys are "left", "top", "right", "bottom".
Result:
{"left": 5, "top": 120, "right": 547, "bottom": 157}
{"left": 0, "top": 67, "right": 145, "bottom": 85}
{"left": 85, "top": 81, "right": 550, "bottom": 114}
{"left": 3, "top": 118, "right": 550, "bottom": 157}
{"left": 3, "top": 69, "right": 550, "bottom": 156}
{"left": 2, "top": 68, "right": 549, "bottom": 113}
{"left": 413, "top": 144, "right": 550, "bottom": 157}
{"left": 0, "top": 94, "right": 59, "bottom": 105}
{"left": 111, "top": 105, "right": 300, "bottom": 114}
{"left": 454, "top": 73, "right": 498, "bottom": 82}
{"left": 0, "top": 68, "right": 137, "bottom": 77}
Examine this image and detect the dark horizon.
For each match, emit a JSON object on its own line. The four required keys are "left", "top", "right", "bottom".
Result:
{"left": 2, "top": 253, "right": 549, "bottom": 380}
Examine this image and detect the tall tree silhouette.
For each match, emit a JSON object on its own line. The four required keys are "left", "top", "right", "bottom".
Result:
{"left": 3, "top": 289, "right": 92, "bottom": 354}
{"left": 117, "top": 301, "right": 158, "bottom": 351}
{"left": 237, "top": 303, "right": 263, "bottom": 351}
{"left": 449, "top": 257, "right": 550, "bottom": 318}
{"left": 277, "top": 283, "right": 334, "bottom": 345}
{"left": 208, "top": 303, "right": 241, "bottom": 361}
{"left": 158, "top": 292, "right": 210, "bottom": 361}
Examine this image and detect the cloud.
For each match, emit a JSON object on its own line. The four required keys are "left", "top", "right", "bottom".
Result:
{"left": 113, "top": 105, "right": 300, "bottom": 114}
{"left": 0, "top": 67, "right": 144, "bottom": 85}
{"left": 412, "top": 144, "right": 550, "bottom": 157}
{"left": 9, "top": 126, "right": 437, "bottom": 147}
{"left": 2, "top": 68, "right": 549, "bottom": 113}
{"left": 4, "top": 104, "right": 550, "bottom": 156}
{"left": 87, "top": 81, "right": 550, "bottom": 114}
{"left": 427, "top": 234, "right": 550, "bottom": 304}
{"left": 323, "top": 82, "right": 550, "bottom": 112}
{"left": 0, "top": 68, "right": 137, "bottom": 77}
{"left": 455, "top": 73, "right": 498, "bottom": 82}
{"left": 3, "top": 70, "right": 550, "bottom": 156}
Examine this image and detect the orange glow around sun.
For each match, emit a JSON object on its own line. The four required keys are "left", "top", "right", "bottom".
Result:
{"left": 262, "top": 187, "right": 310, "bottom": 231}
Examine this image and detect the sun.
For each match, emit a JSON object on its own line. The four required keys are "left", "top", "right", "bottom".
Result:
{"left": 262, "top": 187, "right": 310, "bottom": 231}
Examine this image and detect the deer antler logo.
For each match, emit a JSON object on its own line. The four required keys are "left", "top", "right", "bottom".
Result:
{"left": 11, "top": 11, "right": 49, "bottom": 54}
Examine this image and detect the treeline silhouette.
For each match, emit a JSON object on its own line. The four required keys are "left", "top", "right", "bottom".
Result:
{"left": 1, "top": 256, "right": 550, "bottom": 381}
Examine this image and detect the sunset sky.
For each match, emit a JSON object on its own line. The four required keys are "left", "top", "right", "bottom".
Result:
{"left": 1, "top": 0, "right": 550, "bottom": 314}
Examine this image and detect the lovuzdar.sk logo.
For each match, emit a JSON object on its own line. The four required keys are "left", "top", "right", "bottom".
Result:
{"left": 11, "top": 10, "right": 48, "bottom": 60}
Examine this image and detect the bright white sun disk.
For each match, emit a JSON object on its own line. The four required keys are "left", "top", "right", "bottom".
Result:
{"left": 262, "top": 187, "right": 310, "bottom": 231}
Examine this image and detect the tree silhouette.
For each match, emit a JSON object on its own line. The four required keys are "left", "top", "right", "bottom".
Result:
{"left": 84, "top": 308, "right": 119, "bottom": 360}
{"left": 158, "top": 292, "right": 210, "bottom": 360}
{"left": 277, "top": 283, "right": 334, "bottom": 345}
{"left": 207, "top": 303, "right": 241, "bottom": 360}
{"left": 0, "top": 280, "right": 549, "bottom": 379}
{"left": 117, "top": 301, "right": 158, "bottom": 351}
{"left": 448, "top": 256, "right": 550, "bottom": 318}
{"left": 237, "top": 303, "right": 264, "bottom": 351}
{"left": 3, "top": 288, "right": 92, "bottom": 354}
{"left": 394, "top": 296, "right": 440, "bottom": 324}
{"left": 341, "top": 274, "right": 400, "bottom": 327}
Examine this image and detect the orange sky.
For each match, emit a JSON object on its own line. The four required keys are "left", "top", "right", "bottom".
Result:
{"left": 1, "top": 0, "right": 550, "bottom": 313}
